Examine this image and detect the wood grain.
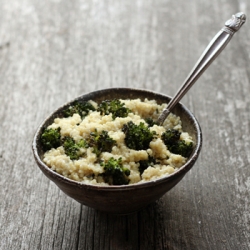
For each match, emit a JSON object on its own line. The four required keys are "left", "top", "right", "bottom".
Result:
{"left": 0, "top": 0, "right": 249, "bottom": 249}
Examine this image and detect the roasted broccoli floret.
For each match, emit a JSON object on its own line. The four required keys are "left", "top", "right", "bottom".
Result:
{"left": 144, "top": 117, "right": 159, "bottom": 127}
{"left": 138, "top": 156, "right": 157, "bottom": 175}
{"left": 169, "top": 140, "right": 193, "bottom": 157}
{"left": 63, "top": 101, "right": 95, "bottom": 118}
{"left": 88, "top": 130, "right": 116, "bottom": 156}
{"left": 63, "top": 136, "right": 88, "bottom": 160}
{"left": 40, "top": 127, "right": 61, "bottom": 150}
{"left": 161, "top": 129, "right": 193, "bottom": 157}
{"left": 122, "top": 121, "right": 156, "bottom": 150}
{"left": 101, "top": 157, "right": 130, "bottom": 185}
{"left": 161, "top": 129, "right": 181, "bottom": 145}
{"left": 97, "top": 99, "right": 131, "bottom": 119}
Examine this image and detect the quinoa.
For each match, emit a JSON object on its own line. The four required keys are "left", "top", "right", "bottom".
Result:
{"left": 42, "top": 98, "right": 193, "bottom": 185}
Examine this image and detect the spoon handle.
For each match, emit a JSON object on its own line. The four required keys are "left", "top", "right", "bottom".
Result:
{"left": 158, "top": 12, "right": 246, "bottom": 125}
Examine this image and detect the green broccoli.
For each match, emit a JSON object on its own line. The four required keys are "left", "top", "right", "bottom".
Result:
{"left": 101, "top": 157, "right": 130, "bottom": 185}
{"left": 161, "top": 129, "right": 193, "bottom": 157}
{"left": 63, "top": 136, "right": 88, "bottom": 160}
{"left": 161, "top": 129, "right": 181, "bottom": 145}
{"left": 63, "top": 101, "right": 95, "bottom": 118}
{"left": 87, "top": 130, "right": 116, "bottom": 156}
{"left": 40, "top": 127, "right": 61, "bottom": 151}
{"left": 144, "top": 117, "right": 159, "bottom": 127}
{"left": 97, "top": 99, "right": 131, "bottom": 119}
{"left": 138, "top": 156, "right": 157, "bottom": 175}
{"left": 169, "top": 140, "right": 193, "bottom": 157}
{"left": 122, "top": 121, "right": 156, "bottom": 150}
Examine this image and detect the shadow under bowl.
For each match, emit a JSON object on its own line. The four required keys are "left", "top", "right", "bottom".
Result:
{"left": 32, "top": 88, "right": 202, "bottom": 214}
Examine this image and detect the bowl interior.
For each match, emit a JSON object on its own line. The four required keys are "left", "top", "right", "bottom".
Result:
{"left": 35, "top": 88, "right": 200, "bottom": 155}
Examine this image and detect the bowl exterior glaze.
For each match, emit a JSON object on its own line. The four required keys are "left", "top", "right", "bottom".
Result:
{"left": 32, "top": 88, "right": 202, "bottom": 214}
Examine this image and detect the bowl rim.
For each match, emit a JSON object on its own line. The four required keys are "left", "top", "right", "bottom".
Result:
{"left": 32, "top": 87, "right": 202, "bottom": 191}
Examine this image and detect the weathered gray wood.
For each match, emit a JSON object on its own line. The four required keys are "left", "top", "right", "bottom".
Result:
{"left": 0, "top": 0, "right": 249, "bottom": 249}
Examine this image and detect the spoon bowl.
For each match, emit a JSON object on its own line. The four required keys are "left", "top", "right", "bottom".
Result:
{"left": 32, "top": 88, "right": 202, "bottom": 214}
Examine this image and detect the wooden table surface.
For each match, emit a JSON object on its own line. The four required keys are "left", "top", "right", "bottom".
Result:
{"left": 1, "top": 0, "right": 249, "bottom": 249}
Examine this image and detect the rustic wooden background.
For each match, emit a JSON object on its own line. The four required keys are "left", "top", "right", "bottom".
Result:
{"left": 0, "top": 0, "right": 249, "bottom": 249}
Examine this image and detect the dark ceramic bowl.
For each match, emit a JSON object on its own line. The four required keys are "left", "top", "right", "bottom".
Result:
{"left": 32, "top": 88, "right": 202, "bottom": 214}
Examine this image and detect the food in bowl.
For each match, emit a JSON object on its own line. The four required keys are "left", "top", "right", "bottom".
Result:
{"left": 40, "top": 98, "right": 194, "bottom": 185}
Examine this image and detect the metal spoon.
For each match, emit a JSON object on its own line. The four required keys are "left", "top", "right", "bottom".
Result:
{"left": 158, "top": 12, "right": 246, "bottom": 125}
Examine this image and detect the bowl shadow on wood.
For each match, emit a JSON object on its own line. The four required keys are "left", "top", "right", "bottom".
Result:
{"left": 78, "top": 194, "right": 196, "bottom": 249}
{"left": 32, "top": 88, "right": 202, "bottom": 214}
